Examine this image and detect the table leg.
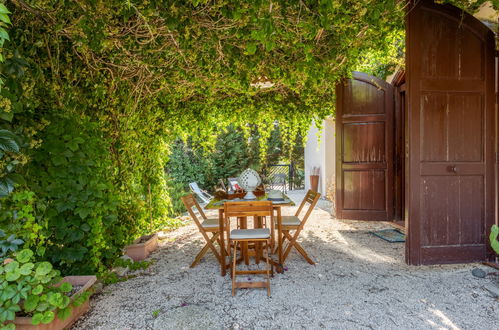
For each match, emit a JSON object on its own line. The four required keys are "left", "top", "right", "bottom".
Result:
{"left": 219, "top": 209, "right": 226, "bottom": 276}
{"left": 255, "top": 216, "right": 263, "bottom": 264}
{"left": 239, "top": 217, "right": 249, "bottom": 265}
{"left": 277, "top": 207, "right": 283, "bottom": 266}
{"left": 270, "top": 207, "right": 276, "bottom": 251}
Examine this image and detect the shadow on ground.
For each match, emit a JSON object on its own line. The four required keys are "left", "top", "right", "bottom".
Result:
{"left": 73, "top": 192, "right": 498, "bottom": 330}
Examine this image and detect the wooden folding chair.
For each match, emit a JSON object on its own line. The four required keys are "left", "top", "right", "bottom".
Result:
{"left": 181, "top": 194, "right": 223, "bottom": 268}
{"left": 225, "top": 201, "right": 273, "bottom": 297}
{"left": 277, "top": 190, "right": 320, "bottom": 265}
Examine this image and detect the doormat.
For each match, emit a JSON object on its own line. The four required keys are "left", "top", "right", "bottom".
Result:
{"left": 370, "top": 229, "right": 405, "bottom": 243}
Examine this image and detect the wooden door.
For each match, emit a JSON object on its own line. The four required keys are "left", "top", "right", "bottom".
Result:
{"left": 406, "top": 0, "right": 496, "bottom": 264}
{"left": 336, "top": 72, "right": 394, "bottom": 221}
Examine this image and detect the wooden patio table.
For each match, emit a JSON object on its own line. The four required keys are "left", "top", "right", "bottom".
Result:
{"left": 205, "top": 194, "right": 295, "bottom": 276}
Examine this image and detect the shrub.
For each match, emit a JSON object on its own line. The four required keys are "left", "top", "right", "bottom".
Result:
{"left": 491, "top": 225, "right": 499, "bottom": 255}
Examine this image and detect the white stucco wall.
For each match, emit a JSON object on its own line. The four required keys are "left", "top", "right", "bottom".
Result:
{"left": 304, "top": 119, "right": 335, "bottom": 198}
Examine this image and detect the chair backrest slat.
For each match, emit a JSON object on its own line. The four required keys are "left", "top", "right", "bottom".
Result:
{"left": 295, "top": 190, "right": 321, "bottom": 226}
{"left": 224, "top": 201, "right": 273, "bottom": 219}
{"left": 181, "top": 194, "right": 208, "bottom": 228}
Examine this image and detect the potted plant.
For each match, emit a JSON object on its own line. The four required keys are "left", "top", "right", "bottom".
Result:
{"left": 124, "top": 184, "right": 159, "bottom": 261}
{"left": 309, "top": 166, "right": 320, "bottom": 192}
{"left": 124, "top": 233, "right": 159, "bottom": 262}
{"left": 0, "top": 249, "right": 95, "bottom": 330}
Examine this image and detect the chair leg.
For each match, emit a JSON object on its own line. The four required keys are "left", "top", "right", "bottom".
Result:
{"left": 293, "top": 240, "right": 315, "bottom": 265}
{"left": 255, "top": 216, "right": 262, "bottom": 264}
{"left": 274, "top": 230, "right": 288, "bottom": 255}
{"left": 255, "top": 242, "right": 261, "bottom": 264}
{"left": 283, "top": 230, "right": 315, "bottom": 265}
{"left": 282, "top": 231, "right": 295, "bottom": 262}
{"left": 266, "top": 240, "right": 271, "bottom": 297}
{"left": 262, "top": 246, "right": 274, "bottom": 277}
{"left": 226, "top": 220, "right": 231, "bottom": 256}
{"left": 190, "top": 233, "right": 219, "bottom": 268}
{"left": 232, "top": 241, "right": 237, "bottom": 296}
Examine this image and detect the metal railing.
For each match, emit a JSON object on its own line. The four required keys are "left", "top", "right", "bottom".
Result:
{"left": 263, "top": 164, "right": 293, "bottom": 192}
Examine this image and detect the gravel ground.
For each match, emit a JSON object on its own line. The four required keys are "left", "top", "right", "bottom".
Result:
{"left": 73, "top": 191, "right": 498, "bottom": 330}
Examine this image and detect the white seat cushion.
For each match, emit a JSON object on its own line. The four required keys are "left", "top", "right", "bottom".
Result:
{"left": 230, "top": 228, "right": 270, "bottom": 240}
{"left": 202, "top": 218, "right": 219, "bottom": 229}
{"left": 275, "top": 216, "right": 301, "bottom": 226}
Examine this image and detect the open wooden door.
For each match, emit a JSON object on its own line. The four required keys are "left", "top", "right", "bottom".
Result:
{"left": 336, "top": 72, "right": 394, "bottom": 221}
{"left": 406, "top": 0, "right": 496, "bottom": 264}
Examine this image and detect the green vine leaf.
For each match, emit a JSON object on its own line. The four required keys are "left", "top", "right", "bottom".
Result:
{"left": 0, "top": 4, "right": 11, "bottom": 15}
{"left": 0, "top": 13, "right": 11, "bottom": 25}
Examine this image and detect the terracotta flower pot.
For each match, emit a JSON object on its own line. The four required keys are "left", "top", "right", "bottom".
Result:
{"left": 12, "top": 275, "right": 97, "bottom": 330}
{"left": 124, "top": 233, "right": 158, "bottom": 261}
{"left": 310, "top": 175, "right": 319, "bottom": 192}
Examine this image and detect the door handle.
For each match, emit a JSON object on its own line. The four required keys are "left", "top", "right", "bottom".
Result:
{"left": 448, "top": 165, "right": 458, "bottom": 173}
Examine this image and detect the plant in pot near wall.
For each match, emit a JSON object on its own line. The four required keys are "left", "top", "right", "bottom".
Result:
{"left": 309, "top": 167, "right": 320, "bottom": 193}
{"left": 124, "top": 232, "right": 159, "bottom": 262}
{"left": 491, "top": 225, "right": 499, "bottom": 256}
{"left": 124, "top": 184, "right": 159, "bottom": 261}
{"left": 0, "top": 248, "right": 96, "bottom": 330}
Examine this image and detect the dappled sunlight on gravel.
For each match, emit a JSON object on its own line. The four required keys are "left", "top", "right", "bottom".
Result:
{"left": 73, "top": 191, "right": 498, "bottom": 329}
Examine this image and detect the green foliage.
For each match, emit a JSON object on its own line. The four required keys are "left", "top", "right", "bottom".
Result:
{"left": 167, "top": 125, "right": 304, "bottom": 192}
{"left": 0, "top": 190, "right": 47, "bottom": 257}
{"left": 114, "top": 258, "right": 152, "bottom": 272}
{"left": 25, "top": 115, "right": 120, "bottom": 274}
{"left": 165, "top": 179, "right": 189, "bottom": 217}
{"left": 0, "top": 128, "right": 23, "bottom": 197}
{"left": 167, "top": 139, "right": 211, "bottom": 190}
{"left": 491, "top": 225, "right": 499, "bottom": 255}
{"left": 0, "top": 4, "right": 23, "bottom": 199}
{"left": 0, "top": 248, "right": 90, "bottom": 326}
{"left": 98, "top": 271, "right": 126, "bottom": 286}
{"left": 98, "top": 258, "right": 152, "bottom": 285}
{"left": 0, "top": 3, "right": 11, "bottom": 66}
{"left": 0, "top": 231, "right": 23, "bottom": 260}
{"left": 0, "top": 0, "right": 491, "bottom": 277}
{"left": 210, "top": 127, "right": 256, "bottom": 182}
{"left": 167, "top": 126, "right": 257, "bottom": 191}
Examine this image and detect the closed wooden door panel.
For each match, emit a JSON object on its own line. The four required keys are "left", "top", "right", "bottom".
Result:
{"left": 406, "top": 0, "right": 495, "bottom": 265}
{"left": 336, "top": 72, "right": 394, "bottom": 221}
{"left": 343, "top": 170, "right": 386, "bottom": 210}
